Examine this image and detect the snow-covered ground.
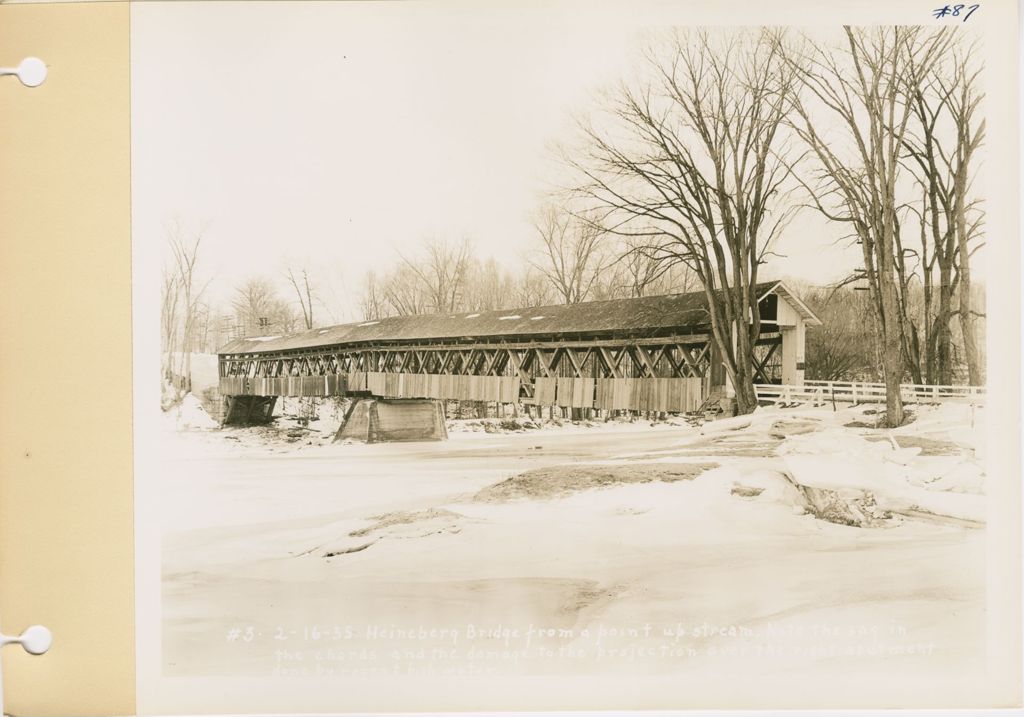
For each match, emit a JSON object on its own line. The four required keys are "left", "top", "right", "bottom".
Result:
{"left": 156, "top": 400, "right": 987, "bottom": 691}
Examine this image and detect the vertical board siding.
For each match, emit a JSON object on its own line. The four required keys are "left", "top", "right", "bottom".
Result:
{"left": 345, "top": 372, "right": 521, "bottom": 402}
{"left": 533, "top": 377, "right": 557, "bottom": 405}
{"left": 218, "top": 372, "right": 699, "bottom": 412}
{"left": 593, "top": 377, "right": 701, "bottom": 413}
{"left": 219, "top": 374, "right": 349, "bottom": 397}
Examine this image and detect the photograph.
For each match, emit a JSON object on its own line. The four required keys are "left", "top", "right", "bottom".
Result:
{"left": 128, "top": 1, "right": 1020, "bottom": 712}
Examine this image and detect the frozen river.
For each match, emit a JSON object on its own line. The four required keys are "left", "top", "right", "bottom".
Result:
{"left": 154, "top": 410, "right": 987, "bottom": 709}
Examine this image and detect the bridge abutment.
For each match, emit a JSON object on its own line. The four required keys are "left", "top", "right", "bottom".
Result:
{"left": 334, "top": 398, "right": 447, "bottom": 444}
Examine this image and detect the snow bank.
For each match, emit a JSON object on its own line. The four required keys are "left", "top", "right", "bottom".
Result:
{"left": 680, "top": 404, "right": 986, "bottom": 525}
{"left": 165, "top": 393, "right": 219, "bottom": 431}
{"left": 778, "top": 426, "right": 985, "bottom": 524}
{"left": 698, "top": 409, "right": 766, "bottom": 435}
{"left": 725, "top": 467, "right": 806, "bottom": 509}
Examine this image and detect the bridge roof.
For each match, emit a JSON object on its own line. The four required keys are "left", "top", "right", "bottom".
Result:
{"left": 218, "top": 280, "right": 818, "bottom": 355}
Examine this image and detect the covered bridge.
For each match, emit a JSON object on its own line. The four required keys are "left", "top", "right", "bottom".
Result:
{"left": 217, "top": 280, "right": 820, "bottom": 425}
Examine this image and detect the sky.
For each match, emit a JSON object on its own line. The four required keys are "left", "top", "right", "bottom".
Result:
{"left": 131, "top": 1, "right": 864, "bottom": 324}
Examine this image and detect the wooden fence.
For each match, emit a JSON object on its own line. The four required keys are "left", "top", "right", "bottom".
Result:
{"left": 529, "top": 376, "right": 702, "bottom": 413}
{"left": 755, "top": 380, "right": 985, "bottom": 406}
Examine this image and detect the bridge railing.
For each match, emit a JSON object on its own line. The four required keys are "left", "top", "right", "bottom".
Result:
{"left": 755, "top": 380, "right": 985, "bottom": 406}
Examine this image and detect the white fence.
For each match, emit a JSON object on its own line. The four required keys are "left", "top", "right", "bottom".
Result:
{"left": 754, "top": 380, "right": 985, "bottom": 406}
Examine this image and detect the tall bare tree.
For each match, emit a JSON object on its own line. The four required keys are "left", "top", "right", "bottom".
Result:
{"left": 167, "top": 219, "right": 209, "bottom": 393}
{"left": 160, "top": 266, "right": 180, "bottom": 382}
{"left": 899, "top": 36, "right": 985, "bottom": 385}
{"left": 285, "top": 266, "right": 317, "bottom": 330}
{"left": 359, "top": 271, "right": 385, "bottom": 320}
{"left": 531, "top": 204, "right": 607, "bottom": 305}
{"left": 783, "top": 27, "right": 953, "bottom": 426}
{"left": 568, "top": 29, "right": 798, "bottom": 414}
{"left": 947, "top": 45, "right": 986, "bottom": 385}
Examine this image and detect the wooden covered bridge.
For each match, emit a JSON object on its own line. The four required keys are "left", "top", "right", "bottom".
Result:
{"left": 217, "top": 281, "right": 820, "bottom": 428}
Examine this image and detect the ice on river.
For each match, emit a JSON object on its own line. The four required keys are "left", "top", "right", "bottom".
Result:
{"left": 150, "top": 401, "right": 992, "bottom": 710}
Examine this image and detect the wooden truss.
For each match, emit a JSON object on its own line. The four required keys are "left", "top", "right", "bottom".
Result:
{"left": 219, "top": 332, "right": 783, "bottom": 400}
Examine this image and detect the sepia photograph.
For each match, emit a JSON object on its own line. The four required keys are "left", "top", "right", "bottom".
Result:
{"left": 129, "top": 1, "right": 1020, "bottom": 713}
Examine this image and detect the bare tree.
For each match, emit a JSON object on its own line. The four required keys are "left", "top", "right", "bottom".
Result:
{"left": 160, "top": 266, "right": 180, "bottom": 382}
{"left": 365, "top": 250, "right": 537, "bottom": 318}
{"left": 513, "top": 267, "right": 557, "bottom": 308}
{"left": 167, "top": 219, "right": 209, "bottom": 394}
{"left": 947, "top": 46, "right": 986, "bottom": 385}
{"left": 899, "top": 36, "right": 985, "bottom": 385}
{"left": 589, "top": 259, "right": 632, "bottom": 301}
{"left": 783, "top": 27, "right": 953, "bottom": 426}
{"left": 619, "top": 242, "right": 665, "bottom": 298}
{"left": 232, "top": 277, "right": 275, "bottom": 331}
{"left": 531, "top": 204, "right": 607, "bottom": 305}
{"left": 285, "top": 266, "right": 317, "bottom": 330}
{"left": 607, "top": 239, "right": 700, "bottom": 298}
{"left": 462, "top": 258, "right": 518, "bottom": 312}
{"left": 359, "top": 271, "right": 385, "bottom": 321}
{"left": 380, "top": 264, "right": 431, "bottom": 317}
{"left": 649, "top": 263, "right": 699, "bottom": 296}
{"left": 397, "top": 238, "right": 473, "bottom": 313}
{"left": 802, "top": 285, "right": 879, "bottom": 381}
{"left": 568, "top": 29, "right": 799, "bottom": 415}
{"left": 232, "top": 277, "right": 298, "bottom": 336}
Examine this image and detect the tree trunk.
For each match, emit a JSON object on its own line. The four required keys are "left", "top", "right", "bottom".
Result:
{"left": 879, "top": 283, "right": 905, "bottom": 426}
{"left": 955, "top": 166, "right": 982, "bottom": 385}
{"left": 958, "top": 279, "right": 980, "bottom": 385}
{"left": 935, "top": 300, "right": 952, "bottom": 386}
{"left": 734, "top": 326, "right": 758, "bottom": 415}
{"left": 880, "top": 210, "right": 905, "bottom": 427}
{"left": 904, "top": 325, "right": 923, "bottom": 386}
{"left": 733, "top": 377, "right": 759, "bottom": 415}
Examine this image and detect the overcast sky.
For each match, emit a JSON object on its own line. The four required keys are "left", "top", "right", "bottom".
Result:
{"left": 132, "top": 1, "right": 863, "bottom": 324}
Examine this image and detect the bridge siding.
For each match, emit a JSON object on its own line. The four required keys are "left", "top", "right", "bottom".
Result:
{"left": 219, "top": 371, "right": 704, "bottom": 414}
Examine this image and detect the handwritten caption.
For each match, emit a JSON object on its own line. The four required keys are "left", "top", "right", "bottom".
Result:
{"left": 219, "top": 620, "right": 935, "bottom": 677}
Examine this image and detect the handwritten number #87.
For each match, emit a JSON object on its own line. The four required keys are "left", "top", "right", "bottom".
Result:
{"left": 933, "top": 4, "right": 981, "bottom": 20}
